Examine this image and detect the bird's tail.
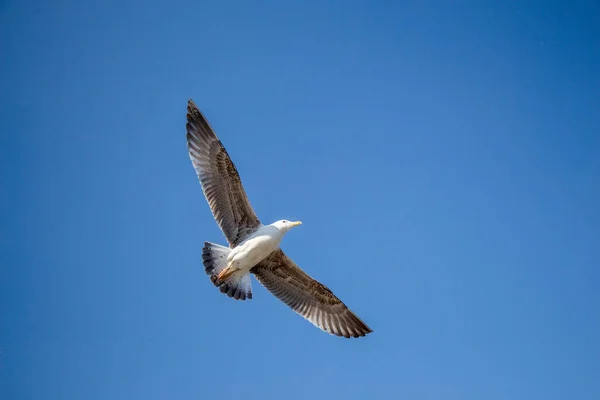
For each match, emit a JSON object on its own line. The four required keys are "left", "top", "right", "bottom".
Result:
{"left": 202, "top": 242, "right": 252, "bottom": 301}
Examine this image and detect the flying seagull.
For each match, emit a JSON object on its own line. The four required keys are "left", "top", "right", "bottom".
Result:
{"left": 185, "top": 100, "right": 372, "bottom": 338}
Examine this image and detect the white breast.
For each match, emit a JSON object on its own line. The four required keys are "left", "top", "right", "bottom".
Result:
{"left": 228, "top": 225, "right": 283, "bottom": 271}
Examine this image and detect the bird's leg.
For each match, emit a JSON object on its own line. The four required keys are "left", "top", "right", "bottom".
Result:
{"left": 217, "top": 264, "right": 239, "bottom": 281}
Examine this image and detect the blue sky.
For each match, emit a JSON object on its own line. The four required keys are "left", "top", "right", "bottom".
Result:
{"left": 1, "top": 1, "right": 599, "bottom": 399}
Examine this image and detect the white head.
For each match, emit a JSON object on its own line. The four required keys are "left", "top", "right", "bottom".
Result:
{"left": 272, "top": 219, "right": 302, "bottom": 233}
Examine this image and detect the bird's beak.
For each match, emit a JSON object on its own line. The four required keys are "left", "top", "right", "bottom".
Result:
{"left": 291, "top": 221, "right": 302, "bottom": 227}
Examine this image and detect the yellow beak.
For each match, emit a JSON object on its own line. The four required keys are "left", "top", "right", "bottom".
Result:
{"left": 291, "top": 221, "right": 302, "bottom": 227}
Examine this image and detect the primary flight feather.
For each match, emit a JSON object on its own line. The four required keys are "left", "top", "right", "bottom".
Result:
{"left": 186, "top": 100, "right": 372, "bottom": 338}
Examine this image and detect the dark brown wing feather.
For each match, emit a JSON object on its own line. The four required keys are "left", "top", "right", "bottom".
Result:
{"left": 186, "top": 100, "right": 261, "bottom": 246}
{"left": 251, "top": 249, "right": 372, "bottom": 338}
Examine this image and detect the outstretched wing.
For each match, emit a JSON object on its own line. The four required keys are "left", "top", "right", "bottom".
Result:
{"left": 251, "top": 249, "right": 372, "bottom": 338}
{"left": 186, "top": 100, "right": 261, "bottom": 247}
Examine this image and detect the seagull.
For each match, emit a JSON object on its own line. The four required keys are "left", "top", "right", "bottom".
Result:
{"left": 185, "top": 100, "right": 372, "bottom": 338}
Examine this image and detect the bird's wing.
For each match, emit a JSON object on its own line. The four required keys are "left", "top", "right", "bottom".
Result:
{"left": 186, "top": 100, "right": 261, "bottom": 247}
{"left": 251, "top": 249, "right": 372, "bottom": 338}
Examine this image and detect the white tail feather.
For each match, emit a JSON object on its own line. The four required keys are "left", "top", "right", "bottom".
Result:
{"left": 201, "top": 242, "right": 252, "bottom": 300}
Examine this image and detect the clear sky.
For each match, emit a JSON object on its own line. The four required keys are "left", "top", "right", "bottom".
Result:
{"left": 1, "top": 1, "right": 599, "bottom": 399}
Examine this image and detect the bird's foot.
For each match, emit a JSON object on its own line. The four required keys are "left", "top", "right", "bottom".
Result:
{"left": 216, "top": 265, "right": 238, "bottom": 281}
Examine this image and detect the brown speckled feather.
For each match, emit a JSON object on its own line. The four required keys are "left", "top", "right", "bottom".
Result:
{"left": 186, "top": 100, "right": 261, "bottom": 247}
{"left": 251, "top": 249, "right": 373, "bottom": 338}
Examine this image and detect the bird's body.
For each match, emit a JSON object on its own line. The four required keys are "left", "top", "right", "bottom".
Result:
{"left": 228, "top": 224, "right": 281, "bottom": 271}
{"left": 186, "top": 99, "right": 372, "bottom": 338}
{"left": 221, "top": 221, "right": 301, "bottom": 276}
